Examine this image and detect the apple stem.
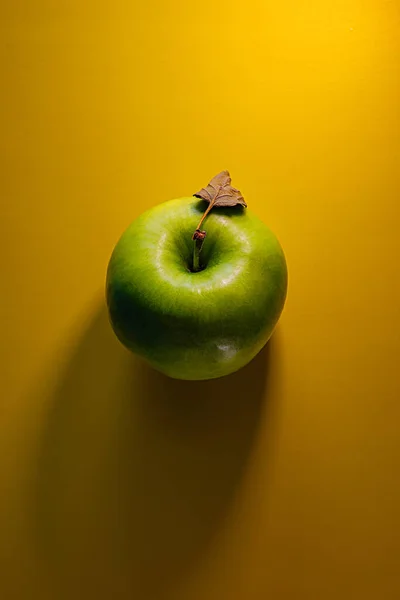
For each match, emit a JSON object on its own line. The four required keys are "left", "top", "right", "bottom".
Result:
{"left": 192, "top": 230, "right": 206, "bottom": 272}
{"left": 191, "top": 190, "right": 223, "bottom": 272}
{"left": 191, "top": 186, "right": 232, "bottom": 272}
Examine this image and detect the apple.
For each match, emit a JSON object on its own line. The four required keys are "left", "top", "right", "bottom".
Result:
{"left": 106, "top": 172, "right": 287, "bottom": 380}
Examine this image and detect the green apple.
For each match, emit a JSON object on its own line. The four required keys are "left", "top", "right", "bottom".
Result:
{"left": 106, "top": 173, "right": 287, "bottom": 380}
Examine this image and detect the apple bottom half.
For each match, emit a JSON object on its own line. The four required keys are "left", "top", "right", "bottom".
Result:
{"left": 106, "top": 197, "right": 288, "bottom": 380}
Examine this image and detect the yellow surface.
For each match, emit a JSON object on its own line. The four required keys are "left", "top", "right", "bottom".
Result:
{"left": 1, "top": 1, "right": 400, "bottom": 599}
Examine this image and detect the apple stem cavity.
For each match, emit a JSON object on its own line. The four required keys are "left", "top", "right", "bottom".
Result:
{"left": 191, "top": 171, "right": 247, "bottom": 273}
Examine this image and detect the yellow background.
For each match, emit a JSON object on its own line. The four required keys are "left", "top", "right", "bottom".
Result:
{"left": 1, "top": 1, "right": 400, "bottom": 598}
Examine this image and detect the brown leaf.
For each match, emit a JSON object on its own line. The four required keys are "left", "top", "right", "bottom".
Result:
{"left": 194, "top": 170, "right": 247, "bottom": 208}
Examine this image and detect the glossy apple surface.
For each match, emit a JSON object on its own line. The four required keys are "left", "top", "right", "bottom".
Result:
{"left": 106, "top": 197, "right": 287, "bottom": 380}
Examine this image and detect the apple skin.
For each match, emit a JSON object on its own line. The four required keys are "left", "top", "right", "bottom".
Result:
{"left": 106, "top": 197, "right": 287, "bottom": 380}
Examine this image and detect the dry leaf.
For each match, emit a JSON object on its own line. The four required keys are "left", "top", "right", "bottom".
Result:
{"left": 194, "top": 170, "right": 247, "bottom": 208}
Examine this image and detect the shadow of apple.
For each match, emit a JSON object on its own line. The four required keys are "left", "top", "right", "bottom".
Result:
{"left": 31, "top": 302, "right": 280, "bottom": 599}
